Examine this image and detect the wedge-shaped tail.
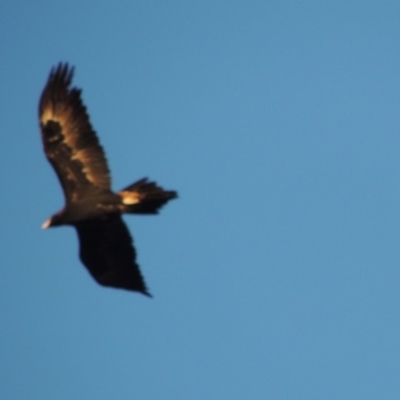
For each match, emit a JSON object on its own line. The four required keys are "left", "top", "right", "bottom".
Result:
{"left": 119, "top": 178, "right": 178, "bottom": 214}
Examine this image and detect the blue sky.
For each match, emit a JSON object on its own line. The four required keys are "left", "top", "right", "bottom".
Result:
{"left": 1, "top": 1, "right": 400, "bottom": 398}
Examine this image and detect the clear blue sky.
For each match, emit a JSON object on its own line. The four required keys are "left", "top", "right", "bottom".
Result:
{"left": 1, "top": 1, "right": 400, "bottom": 398}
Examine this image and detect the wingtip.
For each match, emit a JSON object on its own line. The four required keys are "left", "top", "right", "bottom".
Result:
{"left": 142, "top": 290, "right": 153, "bottom": 298}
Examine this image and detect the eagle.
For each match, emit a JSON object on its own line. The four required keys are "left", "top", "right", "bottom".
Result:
{"left": 39, "top": 63, "right": 177, "bottom": 296}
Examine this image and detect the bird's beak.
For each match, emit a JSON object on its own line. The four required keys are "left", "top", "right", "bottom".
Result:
{"left": 42, "top": 218, "right": 51, "bottom": 229}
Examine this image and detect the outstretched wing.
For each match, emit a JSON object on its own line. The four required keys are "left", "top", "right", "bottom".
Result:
{"left": 39, "top": 63, "right": 111, "bottom": 203}
{"left": 75, "top": 215, "right": 151, "bottom": 296}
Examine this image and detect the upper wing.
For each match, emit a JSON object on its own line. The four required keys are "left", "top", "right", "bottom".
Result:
{"left": 39, "top": 63, "right": 111, "bottom": 203}
{"left": 75, "top": 215, "right": 151, "bottom": 296}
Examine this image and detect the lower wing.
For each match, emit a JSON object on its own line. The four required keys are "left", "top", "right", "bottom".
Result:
{"left": 75, "top": 215, "right": 151, "bottom": 296}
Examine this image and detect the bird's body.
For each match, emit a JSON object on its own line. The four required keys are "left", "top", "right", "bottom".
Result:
{"left": 39, "top": 63, "right": 177, "bottom": 296}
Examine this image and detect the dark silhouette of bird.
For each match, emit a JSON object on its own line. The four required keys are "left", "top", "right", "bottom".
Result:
{"left": 39, "top": 63, "right": 177, "bottom": 296}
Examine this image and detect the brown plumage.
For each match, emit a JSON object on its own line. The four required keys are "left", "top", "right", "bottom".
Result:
{"left": 39, "top": 63, "right": 177, "bottom": 296}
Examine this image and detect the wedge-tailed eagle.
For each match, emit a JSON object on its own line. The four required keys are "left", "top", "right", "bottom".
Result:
{"left": 39, "top": 63, "right": 177, "bottom": 296}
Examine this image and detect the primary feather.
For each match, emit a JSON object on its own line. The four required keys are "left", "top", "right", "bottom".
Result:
{"left": 39, "top": 64, "right": 111, "bottom": 202}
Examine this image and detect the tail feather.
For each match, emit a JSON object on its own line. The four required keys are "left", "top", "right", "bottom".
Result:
{"left": 119, "top": 178, "right": 177, "bottom": 214}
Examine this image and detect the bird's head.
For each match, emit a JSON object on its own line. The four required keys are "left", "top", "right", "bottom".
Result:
{"left": 42, "top": 212, "right": 65, "bottom": 229}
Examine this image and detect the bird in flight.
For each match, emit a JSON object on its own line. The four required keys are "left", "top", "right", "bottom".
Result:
{"left": 39, "top": 63, "right": 177, "bottom": 296}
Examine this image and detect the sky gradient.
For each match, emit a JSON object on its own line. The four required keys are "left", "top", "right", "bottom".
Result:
{"left": 1, "top": 1, "right": 400, "bottom": 399}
